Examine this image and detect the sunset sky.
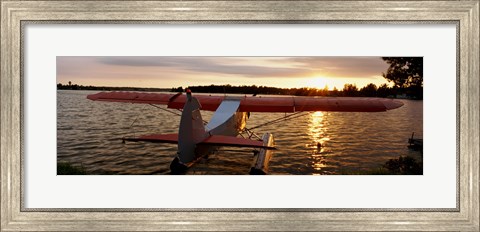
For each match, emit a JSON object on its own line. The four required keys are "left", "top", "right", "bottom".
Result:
{"left": 57, "top": 56, "right": 391, "bottom": 90}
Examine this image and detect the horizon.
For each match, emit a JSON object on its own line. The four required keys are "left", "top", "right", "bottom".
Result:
{"left": 56, "top": 82, "right": 386, "bottom": 91}
{"left": 57, "top": 56, "right": 392, "bottom": 90}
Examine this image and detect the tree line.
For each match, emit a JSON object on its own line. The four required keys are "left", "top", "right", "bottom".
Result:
{"left": 174, "top": 83, "right": 421, "bottom": 99}
{"left": 57, "top": 82, "right": 170, "bottom": 92}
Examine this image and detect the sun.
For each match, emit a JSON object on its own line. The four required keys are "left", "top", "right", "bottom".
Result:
{"left": 305, "top": 77, "right": 329, "bottom": 89}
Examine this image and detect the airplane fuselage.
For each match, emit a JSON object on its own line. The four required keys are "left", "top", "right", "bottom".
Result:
{"left": 172, "top": 97, "right": 251, "bottom": 173}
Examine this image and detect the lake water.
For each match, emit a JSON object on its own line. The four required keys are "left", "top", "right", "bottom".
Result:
{"left": 57, "top": 90, "right": 423, "bottom": 175}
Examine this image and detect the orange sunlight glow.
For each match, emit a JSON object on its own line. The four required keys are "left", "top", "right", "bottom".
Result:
{"left": 307, "top": 111, "right": 331, "bottom": 172}
{"left": 303, "top": 75, "right": 390, "bottom": 91}
{"left": 304, "top": 76, "right": 345, "bottom": 90}
{"left": 305, "top": 77, "right": 328, "bottom": 89}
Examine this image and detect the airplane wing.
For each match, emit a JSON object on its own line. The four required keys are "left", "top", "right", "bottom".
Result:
{"left": 87, "top": 91, "right": 403, "bottom": 112}
{"left": 237, "top": 96, "right": 404, "bottom": 112}
{"left": 123, "top": 133, "right": 275, "bottom": 149}
{"left": 87, "top": 91, "right": 224, "bottom": 111}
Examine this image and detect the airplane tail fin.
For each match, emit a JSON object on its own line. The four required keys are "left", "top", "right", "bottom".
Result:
{"left": 177, "top": 90, "right": 207, "bottom": 163}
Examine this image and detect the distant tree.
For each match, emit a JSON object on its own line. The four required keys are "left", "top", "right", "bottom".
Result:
{"left": 405, "top": 85, "right": 423, "bottom": 99}
{"left": 172, "top": 86, "right": 183, "bottom": 92}
{"left": 68, "top": 81, "right": 72, "bottom": 86}
{"left": 360, "top": 83, "right": 377, "bottom": 97}
{"left": 342, "top": 84, "right": 358, "bottom": 97}
{"left": 381, "top": 57, "right": 423, "bottom": 88}
{"left": 320, "top": 85, "right": 329, "bottom": 96}
{"left": 376, "top": 83, "right": 390, "bottom": 98}
{"left": 331, "top": 87, "right": 339, "bottom": 97}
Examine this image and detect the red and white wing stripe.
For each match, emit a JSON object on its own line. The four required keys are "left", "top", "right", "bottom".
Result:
{"left": 87, "top": 91, "right": 403, "bottom": 112}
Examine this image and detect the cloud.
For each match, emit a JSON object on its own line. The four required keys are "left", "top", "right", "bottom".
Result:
{"left": 96, "top": 57, "right": 315, "bottom": 78}
{"left": 57, "top": 56, "right": 97, "bottom": 76}
{"left": 95, "top": 56, "right": 389, "bottom": 79}
{"left": 58, "top": 56, "right": 390, "bottom": 84}
{"left": 288, "top": 57, "right": 389, "bottom": 78}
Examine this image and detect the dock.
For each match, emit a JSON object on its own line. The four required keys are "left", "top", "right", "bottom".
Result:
{"left": 408, "top": 132, "right": 423, "bottom": 151}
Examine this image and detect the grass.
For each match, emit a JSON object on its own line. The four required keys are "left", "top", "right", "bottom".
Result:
{"left": 57, "top": 162, "right": 88, "bottom": 175}
{"left": 383, "top": 156, "right": 423, "bottom": 175}
{"left": 340, "top": 156, "right": 423, "bottom": 175}
{"left": 341, "top": 168, "right": 392, "bottom": 175}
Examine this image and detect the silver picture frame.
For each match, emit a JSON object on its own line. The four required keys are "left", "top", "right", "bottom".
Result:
{"left": 1, "top": 1, "right": 478, "bottom": 231}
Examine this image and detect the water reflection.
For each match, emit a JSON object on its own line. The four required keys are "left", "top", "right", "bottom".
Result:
{"left": 58, "top": 90, "right": 423, "bottom": 175}
{"left": 308, "top": 111, "right": 331, "bottom": 173}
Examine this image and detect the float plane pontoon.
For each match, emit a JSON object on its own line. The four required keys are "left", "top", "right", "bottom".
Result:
{"left": 87, "top": 90, "right": 403, "bottom": 174}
